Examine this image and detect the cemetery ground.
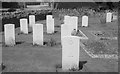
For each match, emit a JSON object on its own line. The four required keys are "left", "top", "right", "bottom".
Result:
{"left": 1, "top": 10, "right": 118, "bottom": 72}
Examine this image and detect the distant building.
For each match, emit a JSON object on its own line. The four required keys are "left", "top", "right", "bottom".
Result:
{"left": 2, "top": 0, "right": 55, "bottom": 10}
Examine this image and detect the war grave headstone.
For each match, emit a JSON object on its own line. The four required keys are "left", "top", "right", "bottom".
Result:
{"left": 20, "top": 19, "right": 28, "bottom": 34}
{"left": 82, "top": 15, "right": 88, "bottom": 27}
{"left": 112, "top": 15, "right": 117, "bottom": 21}
{"left": 46, "top": 15, "right": 54, "bottom": 34}
{"left": 33, "top": 24, "right": 43, "bottom": 45}
{"left": 106, "top": 12, "right": 112, "bottom": 22}
{"left": 29, "top": 15, "right": 35, "bottom": 27}
{"left": 71, "top": 16, "right": 78, "bottom": 31}
{"left": 63, "top": 15, "right": 78, "bottom": 36}
{"left": 62, "top": 36, "right": 80, "bottom": 71}
{"left": 0, "top": 48, "right": 2, "bottom": 65}
{"left": 64, "top": 15, "right": 71, "bottom": 25}
{"left": 61, "top": 24, "right": 72, "bottom": 44}
{"left": 4, "top": 24, "right": 15, "bottom": 46}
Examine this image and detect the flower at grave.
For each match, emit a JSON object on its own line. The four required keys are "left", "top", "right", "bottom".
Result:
{"left": 71, "top": 29, "right": 77, "bottom": 36}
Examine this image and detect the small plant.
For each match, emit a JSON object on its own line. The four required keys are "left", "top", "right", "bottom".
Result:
{"left": 18, "top": 32, "right": 24, "bottom": 35}
{"left": 32, "top": 43, "right": 40, "bottom": 47}
{"left": 55, "top": 64, "right": 62, "bottom": 69}
{"left": 55, "top": 64, "right": 62, "bottom": 72}
{"left": 46, "top": 38, "right": 56, "bottom": 47}
{"left": 69, "top": 67, "right": 79, "bottom": 71}
{"left": 100, "top": 37, "right": 109, "bottom": 40}
{"left": 100, "top": 18, "right": 106, "bottom": 24}
{"left": 0, "top": 63, "right": 6, "bottom": 71}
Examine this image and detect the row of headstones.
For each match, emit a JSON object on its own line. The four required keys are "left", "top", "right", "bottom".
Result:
{"left": 20, "top": 12, "right": 114, "bottom": 36}
{"left": 4, "top": 13, "right": 88, "bottom": 46}
{"left": 4, "top": 15, "right": 54, "bottom": 46}
{"left": 20, "top": 15, "right": 54, "bottom": 34}
{"left": 4, "top": 14, "right": 85, "bottom": 46}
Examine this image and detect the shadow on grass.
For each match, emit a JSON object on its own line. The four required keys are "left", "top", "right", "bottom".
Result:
{"left": 28, "top": 31, "right": 32, "bottom": 34}
{"left": 55, "top": 25, "right": 61, "bottom": 28}
{"left": 45, "top": 31, "right": 59, "bottom": 35}
{"left": 54, "top": 31, "right": 59, "bottom": 34}
{"left": 16, "top": 41, "right": 25, "bottom": 45}
{"left": 55, "top": 61, "right": 87, "bottom": 71}
{"left": 79, "top": 61, "right": 87, "bottom": 70}
{"left": 0, "top": 63, "right": 6, "bottom": 71}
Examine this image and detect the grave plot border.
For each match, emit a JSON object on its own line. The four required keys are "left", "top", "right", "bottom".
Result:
{"left": 80, "top": 42, "right": 118, "bottom": 59}
{"left": 89, "top": 30, "right": 117, "bottom": 40}
{"left": 78, "top": 30, "right": 88, "bottom": 39}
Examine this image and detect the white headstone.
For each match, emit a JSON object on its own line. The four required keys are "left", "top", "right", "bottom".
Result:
{"left": 46, "top": 15, "right": 54, "bottom": 34}
{"left": 0, "top": 48, "right": 2, "bottom": 65}
{"left": 4, "top": 24, "right": 15, "bottom": 46}
{"left": 112, "top": 15, "right": 117, "bottom": 21}
{"left": 62, "top": 36, "right": 80, "bottom": 70}
{"left": 71, "top": 16, "right": 78, "bottom": 31}
{"left": 82, "top": 15, "right": 88, "bottom": 27}
{"left": 20, "top": 19, "right": 28, "bottom": 34}
{"left": 64, "top": 15, "right": 71, "bottom": 25}
{"left": 33, "top": 24, "right": 43, "bottom": 45}
{"left": 46, "top": 15, "right": 53, "bottom": 20}
{"left": 61, "top": 24, "right": 71, "bottom": 40}
{"left": 106, "top": 12, "right": 112, "bottom": 22}
{"left": 64, "top": 16, "right": 78, "bottom": 36}
{"left": 29, "top": 15, "right": 35, "bottom": 27}
{"left": 61, "top": 24, "right": 71, "bottom": 45}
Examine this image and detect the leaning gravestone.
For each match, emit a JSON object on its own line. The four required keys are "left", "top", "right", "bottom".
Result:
{"left": 106, "top": 12, "right": 112, "bottom": 22}
{"left": 82, "top": 15, "right": 88, "bottom": 27}
{"left": 20, "top": 19, "right": 28, "bottom": 34}
{"left": 29, "top": 15, "right": 35, "bottom": 27}
{"left": 33, "top": 24, "right": 43, "bottom": 45}
{"left": 62, "top": 36, "right": 80, "bottom": 71}
{"left": 4, "top": 24, "right": 15, "bottom": 46}
{"left": 46, "top": 15, "right": 54, "bottom": 34}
